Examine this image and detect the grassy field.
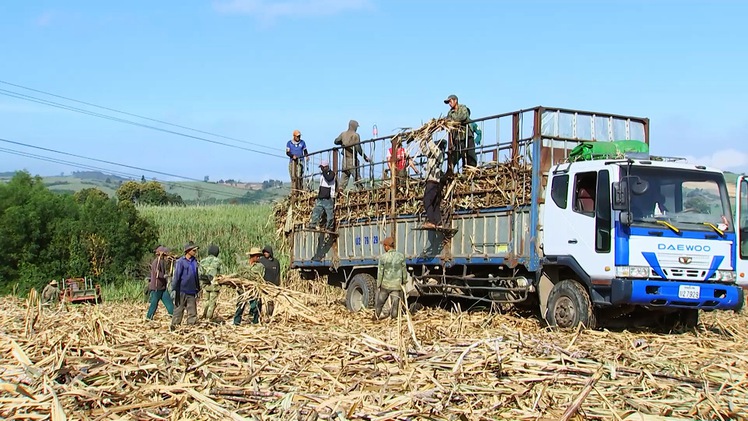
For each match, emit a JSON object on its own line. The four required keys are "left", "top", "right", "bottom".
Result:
{"left": 139, "top": 203, "right": 288, "bottom": 275}
{"left": 1, "top": 171, "right": 290, "bottom": 204}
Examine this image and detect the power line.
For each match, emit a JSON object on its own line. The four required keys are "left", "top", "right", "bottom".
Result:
{"left": 0, "top": 88, "right": 286, "bottom": 159}
{"left": 0, "top": 147, "right": 252, "bottom": 199}
{"left": 0, "top": 137, "right": 262, "bottom": 198}
{"left": 0, "top": 79, "right": 281, "bottom": 153}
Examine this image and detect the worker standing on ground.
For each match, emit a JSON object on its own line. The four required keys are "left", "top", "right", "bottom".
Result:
{"left": 42, "top": 279, "right": 60, "bottom": 306}
{"left": 308, "top": 160, "right": 337, "bottom": 232}
{"left": 334, "top": 120, "right": 370, "bottom": 192}
{"left": 146, "top": 246, "right": 174, "bottom": 320}
{"left": 374, "top": 237, "right": 408, "bottom": 320}
{"left": 170, "top": 243, "right": 200, "bottom": 331}
{"left": 421, "top": 138, "right": 447, "bottom": 229}
{"left": 444, "top": 94, "right": 476, "bottom": 170}
{"left": 199, "top": 244, "right": 223, "bottom": 321}
{"left": 234, "top": 247, "right": 265, "bottom": 325}
{"left": 259, "top": 245, "right": 281, "bottom": 286}
{"left": 286, "top": 129, "right": 309, "bottom": 192}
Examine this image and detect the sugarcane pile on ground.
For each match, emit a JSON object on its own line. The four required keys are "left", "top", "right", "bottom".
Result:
{"left": 2, "top": 282, "right": 747, "bottom": 420}
{"left": 274, "top": 118, "right": 533, "bottom": 231}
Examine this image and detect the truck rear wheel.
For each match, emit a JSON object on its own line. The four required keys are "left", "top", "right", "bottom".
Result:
{"left": 545, "top": 280, "right": 596, "bottom": 329}
{"left": 345, "top": 273, "right": 376, "bottom": 312}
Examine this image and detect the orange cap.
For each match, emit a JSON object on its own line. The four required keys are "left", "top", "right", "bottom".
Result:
{"left": 293, "top": 130, "right": 301, "bottom": 136}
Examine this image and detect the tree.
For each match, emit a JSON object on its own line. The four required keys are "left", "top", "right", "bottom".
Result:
{"left": 116, "top": 181, "right": 183, "bottom": 206}
{"left": 0, "top": 171, "right": 158, "bottom": 293}
{"left": 204, "top": 175, "right": 210, "bottom": 182}
{"left": 74, "top": 188, "right": 109, "bottom": 204}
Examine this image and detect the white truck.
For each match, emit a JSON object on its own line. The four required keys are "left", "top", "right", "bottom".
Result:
{"left": 288, "top": 106, "right": 745, "bottom": 328}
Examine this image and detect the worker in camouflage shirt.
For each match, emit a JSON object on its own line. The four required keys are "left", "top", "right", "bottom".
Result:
{"left": 444, "top": 94, "right": 477, "bottom": 170}
{"left": 233, "top": 247, "right": 265, "bottom": 325}
{"left": 374, "top": 237, "right": 408, "bottom": 320}
{"left": 42, "top": 279, "right": 60, "bottom": 306}
{"left": 199, "top": 244, "right": 223, "bottom": 321}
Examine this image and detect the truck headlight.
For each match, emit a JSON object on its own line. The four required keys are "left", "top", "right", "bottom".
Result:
{"left": 715, "top": 270, "right": 736, "bottom": 282}
{"left": 616, "top": 266, "right": 650, "bottom": 278}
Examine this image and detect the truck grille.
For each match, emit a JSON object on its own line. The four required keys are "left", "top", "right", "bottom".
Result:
{"left": 651, "top": 268, "right": 717, "bottom": 281}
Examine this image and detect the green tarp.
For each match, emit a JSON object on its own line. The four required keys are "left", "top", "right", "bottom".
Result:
{"left": 569, "top": 140, "right": 649, "bottom": 162}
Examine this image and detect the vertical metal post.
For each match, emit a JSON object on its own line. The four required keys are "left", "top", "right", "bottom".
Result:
{"left": 643, "top": 118, "right": 650, "bottom": 145}
{"left": 390, "top": 136, "right": 398, "bottom": 239}
{"left": 511, "top": 112, "right": 520, "bottom": 161}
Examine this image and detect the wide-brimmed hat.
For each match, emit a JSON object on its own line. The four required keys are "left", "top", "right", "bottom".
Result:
{"left": 246, "top": 247, "right": 263, "bottom": 256}
{"left": 184, "top": 243, "right": 199, "bottom": 252}
{"left": 50, "top": 279, "right": 58, "bottom": 286}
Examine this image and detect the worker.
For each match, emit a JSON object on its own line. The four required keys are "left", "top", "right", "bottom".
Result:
{"left": 199, "top": 244, "right": 223, "bottom": 321}
{"left": 421, "top": 138, "right": 447, "bottom": 229}
{"left": 146, "top": 246, "right": 174, "bottom": 320}
{"left": 386, "top": 140, "right": 420, "bottom": 180}
{"left": 308, "top": 160, "right": 337, "bottom": 232}
{"left": 374, "top": 237, "right": 408, "bottom": 320}
{"left": 259, "top": 245, "right": 281, "bottom": 286}
{"left": 41, "top": 279, "right": 60, "bottom": 306}
{"left": 286, "top": 129, "right": 309, "bottom": 192}
{"left": 334, "top": 120, "right": 370, "bottom": 192}
{"left": 170, "top": 242, "right": 200, "bottom": 331}
{"left": 444, "top": 94, "right": 477, "bottom": 170}
{"left": 234, "top": 247, "right": 265, "bottom": 325}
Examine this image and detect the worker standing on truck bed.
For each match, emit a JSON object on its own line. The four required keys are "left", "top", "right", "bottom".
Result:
{"left": 199, "top": 244, "right": 223, "bottom": 321}
{"left": 170, "top": 242, "right": 200, "bottom": 331}
{"left": 42, "top": 279, "right": 59, "bottom": 306}
{"left": 308, "top": 160, "right": 337, "bottom": 232}
{"left": 286, "top": 129, "right": 309, "bottom": 192}
{"left": 444, "top": 94, "right": 476, "bottom": 170}
{"left": 421, "top": 138, "right": 447, "bottom": 229}
{"left": 374, "top": 237, "right": 408, "bottom": 320}
{"left": 334, "top": 119, "right": 370, "bottom": 192}
{"left": 146, "top": 246, "right": 174, "bottom": 320}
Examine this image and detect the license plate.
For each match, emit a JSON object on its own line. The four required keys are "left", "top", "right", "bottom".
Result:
{"left": 678, "top": 285, "right": 700, "bottom": 299}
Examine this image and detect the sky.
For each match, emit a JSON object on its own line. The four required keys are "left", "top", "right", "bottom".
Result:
{"left": 1, "top": 0, "right": 747, "bottom": 183}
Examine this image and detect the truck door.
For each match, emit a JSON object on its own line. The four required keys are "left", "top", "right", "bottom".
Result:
{"left": 737, "top": 176, "right": 748, "bottom": 289}
{"left": 543, "top": 168, "right": 614, "bottom": 281}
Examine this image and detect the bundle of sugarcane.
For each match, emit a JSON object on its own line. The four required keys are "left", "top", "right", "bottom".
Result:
{"left": 216, "top": 275, "right": 321, "bottom": 324}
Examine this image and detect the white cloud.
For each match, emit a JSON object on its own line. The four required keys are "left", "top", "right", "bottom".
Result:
{"left": 213, "top": 0, "right": 372, "bottom": 22}
{"left": 683, "top": 148, "right": 748, "bottom": 172}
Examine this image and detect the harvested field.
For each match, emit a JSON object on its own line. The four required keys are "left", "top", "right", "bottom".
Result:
{"left": 2, "top": 283, "right": 747, "bottom": 420}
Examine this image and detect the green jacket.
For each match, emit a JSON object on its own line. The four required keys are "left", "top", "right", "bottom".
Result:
{"left": 237, "top": 262, "right": 265, "bottom": 283}
{"left": 199, "top": 255, "right": 223, "bottom": 292}
{"left": 447, "top": 104, "right": 473, "bottom": 141}
{"left": 377, "top": 249, "right": 407, "bottom": 290}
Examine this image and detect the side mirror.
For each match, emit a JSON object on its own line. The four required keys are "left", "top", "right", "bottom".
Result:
{"left": 629, "top": 176, "right": 649, "bottom": 196}
{"left": 619, "top": 211, "right": 633, "bottom": 226}
{"left": 612, "top": 181, "right": 628, "bottom": 211}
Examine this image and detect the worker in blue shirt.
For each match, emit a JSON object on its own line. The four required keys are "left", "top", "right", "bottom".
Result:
{"left": 286, "top": 129, "right": 309, "bottom": 191}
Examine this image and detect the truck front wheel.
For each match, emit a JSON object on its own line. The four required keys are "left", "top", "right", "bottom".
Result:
{"left": 545, "top": 280, "right": 596, "bottom": 329}
{"left": 345, "top": 273, "right": 376, "bottom": 312}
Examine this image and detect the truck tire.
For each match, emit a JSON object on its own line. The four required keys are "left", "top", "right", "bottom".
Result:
{"left": 545, "top": 280, "right": 596, "bottom": 329}
{"left": 345, "top": 273, "right": 376, "bottom": 312}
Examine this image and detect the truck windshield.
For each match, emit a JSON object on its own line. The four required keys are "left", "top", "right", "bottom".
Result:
{"left": 627, "top": 166, "right": 734, "bottom": 231}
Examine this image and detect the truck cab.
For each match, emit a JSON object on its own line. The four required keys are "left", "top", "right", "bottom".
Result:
{"left": 541, "top": 157, "right": 744, "bottom": 327}
{"left": 737, "top": 175, "right": 748, "bottom": 290}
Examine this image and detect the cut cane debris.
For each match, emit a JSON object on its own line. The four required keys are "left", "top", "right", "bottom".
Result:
{"left": 1, "top": 288, "right": 747, "bottom": 420}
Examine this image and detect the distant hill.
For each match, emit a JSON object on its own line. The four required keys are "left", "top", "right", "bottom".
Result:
{"left": 0, "top": 171, "right": 290, "bottom": 204}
